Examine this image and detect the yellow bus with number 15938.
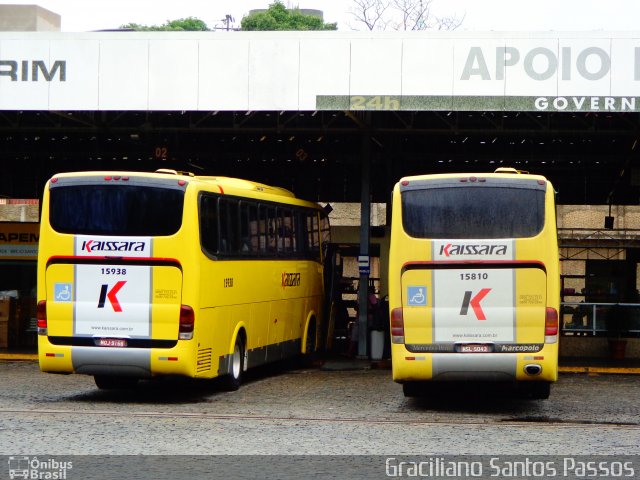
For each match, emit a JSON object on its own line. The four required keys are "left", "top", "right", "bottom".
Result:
{"left": 37, "top": 169, "right": 329, "bottom": 390}
{"left": 388, "top": 168, "right": 559, "bottom": 399}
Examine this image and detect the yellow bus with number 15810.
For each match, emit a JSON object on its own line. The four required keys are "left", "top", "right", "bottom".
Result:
{"left": 388, "top": 168, "right": 559, "bottom": 399}
{"left": 37, "top": 169, "right": 329, "bottom": 390}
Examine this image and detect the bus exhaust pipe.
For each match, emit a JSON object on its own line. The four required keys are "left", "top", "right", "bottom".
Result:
{"left": 524, "top": 364, "right": 542, "bottom": 376}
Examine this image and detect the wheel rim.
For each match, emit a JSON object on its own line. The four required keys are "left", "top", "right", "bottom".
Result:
{"left": 231, "top": 341, "right": 241, "bottom": 379}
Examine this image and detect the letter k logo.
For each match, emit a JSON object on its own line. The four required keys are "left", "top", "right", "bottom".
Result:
{"left": 460, "top": 288, "right": 491, "bottom": 320}
{"left": 97, "top": 281, "right": 127, "bottom": 312}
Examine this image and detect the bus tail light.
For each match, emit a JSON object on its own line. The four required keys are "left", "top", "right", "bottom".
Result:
{"left": 391, "top": 308, "right": 405, "bottom": 344}
{"left": 545, "top": 307, "right": 558, "bottom": 343}
{"left": 179, "top": 305, "right": 195, "bottom": 340}
{"left": 36, "top": 300, "right": 48, "bottom": 335}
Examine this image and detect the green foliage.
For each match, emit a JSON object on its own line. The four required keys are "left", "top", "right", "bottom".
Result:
{"left": 241, "top": 1, "right": 337, "bottom": 31}
{"left": 120, "top": 17, "right": 210, "bottom": 31}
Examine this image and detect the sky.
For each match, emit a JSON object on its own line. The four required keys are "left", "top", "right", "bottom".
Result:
{"left": 1, "top": 0, "right": 640, "bottom": 32}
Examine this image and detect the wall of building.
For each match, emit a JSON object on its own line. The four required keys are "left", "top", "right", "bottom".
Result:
{"left": 0, "top": 5, "right": 61, "bottom": 32}
{"left": 328, "top": 203, "right": 389, "bottom": 296}
{"left": 0, "top": 203, "right": 39, "bottom": 222}
{"left": 558, "top": 205, "right": 640, "bottom": 299}
{"left": 558, "top": 204, "right": 640, "bottom": 230}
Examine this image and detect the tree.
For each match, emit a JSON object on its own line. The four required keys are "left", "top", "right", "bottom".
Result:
{"left": 241, "top": 1, "right": 337, "bottom": 31}
{"left": 121, "top": 17, "right": 210, "bottom": 31}
{"left": 348, "top": 0, "right": 464, "bottom": 31}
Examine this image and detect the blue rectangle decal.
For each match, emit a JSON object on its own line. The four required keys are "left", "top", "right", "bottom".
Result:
{"left": 407, "top": 286, "right": 427, "bottom": 306}
{"left": 54, "top": 283, "right": 73, "bottom": 302}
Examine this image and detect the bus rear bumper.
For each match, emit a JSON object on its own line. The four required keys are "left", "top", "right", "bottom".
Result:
{"left": 38, "top": 338, "right": 196, "bottom": 378}
{"left": 391, "top": 345, "right": 558, "bottom": 383}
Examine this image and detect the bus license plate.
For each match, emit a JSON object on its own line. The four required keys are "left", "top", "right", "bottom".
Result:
{"left": 459, "top": 344, "right": 491, "bottom": 353}
{"left": 96, "top": 338, "right": 127, "bottom": 348}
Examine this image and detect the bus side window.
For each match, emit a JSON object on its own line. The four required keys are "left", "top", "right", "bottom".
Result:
{"left": 320, "top": 212, "right": 331, "bottom": 260}
{"left": 248, "top": 203, "right": 259, "bottom": 253}
{"left": 299, "top": 211, "right": 310, "bottom": 256}
{"left": 258, "top": 205, "right": 267, "bottom": 253}
{"left": 199, "top": 194, "right": 219, "bottom": 254}
{"left": 307, "top": 212, "right": 320, "bottom": 262}
{"left": 219, "top": 198, "right": 240, "bottom": 254}
{"left": 320, "top": 212, "right": 331, "bottom": 245}
{"left": 239, "top": 201, "right": 251, "bottom": 254}
{"left": 291, "top": 211, "right": 299, "bottom": 254}
{"left": 278, "top": 208, "right": 293, "bottom": 254}
{"left": 267, "top": 207, "right": 277, "bottom": 253}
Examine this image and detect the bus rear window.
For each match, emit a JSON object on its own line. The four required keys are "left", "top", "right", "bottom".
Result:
{"left": 401, "top": 186, "right": 545, "bottom": 239}
{"left": 49, "top": 185, "right": 184, "bottom": 236}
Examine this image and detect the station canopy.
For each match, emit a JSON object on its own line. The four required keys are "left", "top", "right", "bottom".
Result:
{"left": 1, "top": 31, "right": 639, "bottom": 205}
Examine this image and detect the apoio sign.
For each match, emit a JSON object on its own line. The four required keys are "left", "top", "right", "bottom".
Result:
{"left": 460, "top": 46, "right": 616, "bottom": 81}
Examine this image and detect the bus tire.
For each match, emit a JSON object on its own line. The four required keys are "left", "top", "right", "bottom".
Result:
{"left": 530, "top": 382, "right": 551, "bottom": 400}
{"left": 402, "top": 382, "right": 429, "bottom": 398}
{"left": 94, "top": 375, "right": 138, "bottom": 390}
{"left": 220, "top": 335, "right": 245, "bottom": 391}
{"left": 305, "top": 320, "right": 317, "bottom": 356}
{"left": 296, "top": 320, "right": 317, "bottom": 368}
{"left": 517, "top": 381, "right": 551, "bottom": 400}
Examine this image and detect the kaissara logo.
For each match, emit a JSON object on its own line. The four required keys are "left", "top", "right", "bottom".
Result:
{"left": 82, "top": 239, "right": 146, "bottom": 253}
{"left": 440, "top": 243, "right": 508, "bottom": 257}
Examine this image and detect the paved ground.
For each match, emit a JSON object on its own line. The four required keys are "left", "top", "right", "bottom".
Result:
{"left": 1, "top": 359, "right": 639, "bottom": 455}
{"left": 1, "top": 357, "right": 639, "bottom": 479}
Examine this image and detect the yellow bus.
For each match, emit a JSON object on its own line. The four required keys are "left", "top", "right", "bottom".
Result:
{"left": 37, "top": 169, "right": 329, "bottom": 390}
{"left": 388, "top": 168, "right": 559, "bottom": 399}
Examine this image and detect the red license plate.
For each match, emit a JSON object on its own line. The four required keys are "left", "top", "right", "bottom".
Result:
{"left": 96, "top": 338, "right": 127, "bottom": 348}
{"left": 459, "top": 344, "right": 491, "bottom": 353}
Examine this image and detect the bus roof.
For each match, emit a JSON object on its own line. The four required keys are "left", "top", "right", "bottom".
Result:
{"left": 397, "top": 169, "right": 550, "bottom": 186}
{"left": 195, "top": 175, "right": 295, "bottom": 198}
{"left": 47, "top": 170, "right": 319, "bottom": 208}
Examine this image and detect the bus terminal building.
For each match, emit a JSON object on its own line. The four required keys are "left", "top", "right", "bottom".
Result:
{"left": 2, "top": 22, "right": 640, "bottom": 360}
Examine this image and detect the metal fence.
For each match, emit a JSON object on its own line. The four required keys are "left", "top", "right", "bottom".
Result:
{"left": 561, "top": 302, "right": 640, "bottom": 337}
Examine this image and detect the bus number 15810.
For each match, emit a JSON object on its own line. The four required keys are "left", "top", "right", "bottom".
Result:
{"left": 460, "top": 273, "right": 488, "bottom": 281}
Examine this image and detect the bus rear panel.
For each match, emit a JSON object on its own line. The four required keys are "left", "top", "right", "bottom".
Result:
{"left": 38, "top": 174, "right": 195, "bottom": 379}
{"left": 389, "top": 171, "right": 560, "bottom": 398}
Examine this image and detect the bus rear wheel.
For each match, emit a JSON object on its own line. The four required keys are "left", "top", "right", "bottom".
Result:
{"left": 516, "top": 381, "right": 551, "bottom": 400}
{"left": 402, "top": 382, "right": 434, "bottom": 398}
{"left": 220, "top": 336, "right": 244, "bottom": 391}
{"left": 94, "top": 375, "right": 138, "bottom": 390}
{"left": 305, "top": 321, "right": 317, "bottom": 356}
{"left": 296, "top": 321, "right": 317, "bottom": 368}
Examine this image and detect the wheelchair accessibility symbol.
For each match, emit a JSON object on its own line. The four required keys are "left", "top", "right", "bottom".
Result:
{"left": 407, "top": 286, "right": 427, "bottom": 306}
{"left": 54, "top": 283, "right": 72, "bottom": 302}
